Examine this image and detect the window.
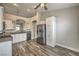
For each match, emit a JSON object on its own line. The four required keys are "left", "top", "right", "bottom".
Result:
{"left": 15, "top": 25, "right": 21, "bottom": 30}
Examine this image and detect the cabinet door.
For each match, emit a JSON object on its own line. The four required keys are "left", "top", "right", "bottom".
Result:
{"left": 5, "top": 20, "right": 14, "bottom": 29}
{"left": 46, "top": 16, "right": 56, "bottom": 47}
{"left": 12, "top": 33, "right": 26, "bottom": 43}
{"left": 46, "top": 24, "right": 53, "bottom": 46}
{"left": 0, "top": 41, "right": 12, "bottom": 56}
{"left": 11, "top": 34, "right": 16, "bottom": 43}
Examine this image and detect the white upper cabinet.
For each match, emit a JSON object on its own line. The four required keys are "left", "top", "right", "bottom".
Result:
{"left": 5, "top": 20, "right": 14, "bottom": 30}
{"left": 46, "top": 16, "right": 56, "bottom": 47}
{"left": 0, "top": 6, "right": 4, "bottom": 33}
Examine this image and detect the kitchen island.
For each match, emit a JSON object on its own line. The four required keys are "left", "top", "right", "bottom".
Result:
{"left": 11, "top": 31, "right": 27, "bottom": 43}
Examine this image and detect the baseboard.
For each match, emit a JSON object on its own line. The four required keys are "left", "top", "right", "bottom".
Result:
{"left": 56, "top": 43, "right": 79, "bottom": 53}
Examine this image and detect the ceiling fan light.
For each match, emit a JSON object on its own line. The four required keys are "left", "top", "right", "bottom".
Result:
{"left": 34, "top": 6, "right": 36, "bottom": 9}
{"left": 13, "top": 3, "right": 18, "bottom": 7}
{"left": 41, "top": 3, "right": 44, "bottom": 8}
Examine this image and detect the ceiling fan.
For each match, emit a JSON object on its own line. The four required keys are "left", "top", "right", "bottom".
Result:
{"left": 34, "top": 3, "right": 48, "bottom": 10}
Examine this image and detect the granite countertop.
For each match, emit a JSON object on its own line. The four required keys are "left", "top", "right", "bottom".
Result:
{"left": 0, "top": 33, "right": 12, "bottom": 42}
{"left": 0, "top": 30, "right": 28, "bottom": 42}
{"left": 0, "top": 37, "right": 12, "bottom": 42}
{"left": 11, "top": 30, "right": 27, "bottom": 34}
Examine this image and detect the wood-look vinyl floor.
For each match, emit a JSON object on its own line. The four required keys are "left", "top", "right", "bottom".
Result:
{"left": 12, "top": 40, "right": 79, "bottom": 56}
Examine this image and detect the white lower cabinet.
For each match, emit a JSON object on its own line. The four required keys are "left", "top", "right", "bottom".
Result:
{"left": 12, "top": 33, "right": 27, "bottom": 43}
{"left": 0, "top": 41, "right": 12, "bottom": 56}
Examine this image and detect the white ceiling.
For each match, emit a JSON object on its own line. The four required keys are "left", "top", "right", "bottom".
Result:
{"left": 1, "top": 3, "right": 79, "bottom": 18}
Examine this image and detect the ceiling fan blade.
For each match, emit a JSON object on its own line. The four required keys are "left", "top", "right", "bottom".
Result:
{"left": 34, "top": 3, "right": 41, "bottom": 9}
{"left": 44, "top": 3, "right": 48, "bottom": 10}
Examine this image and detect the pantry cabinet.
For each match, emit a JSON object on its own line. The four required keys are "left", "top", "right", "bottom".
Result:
{"left": 46, "top": 16, "right": 56, "bottom": 47}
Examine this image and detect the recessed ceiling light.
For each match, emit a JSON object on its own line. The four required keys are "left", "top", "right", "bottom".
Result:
{"left": 13, "top": 3, "right": 18, "bottom": 7}
{"left": 27, "top": 9, "right": 30, "bottom": 12}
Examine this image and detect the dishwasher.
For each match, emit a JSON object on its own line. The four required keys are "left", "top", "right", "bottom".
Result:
{"left": 27, "top": 31, "right": 31, "bottom": 41}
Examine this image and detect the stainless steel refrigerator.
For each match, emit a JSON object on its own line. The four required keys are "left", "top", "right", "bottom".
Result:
{"left": 37, "top": 24, "right": 46, "bottom": 45}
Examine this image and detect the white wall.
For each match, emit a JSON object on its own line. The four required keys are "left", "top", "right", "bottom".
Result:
{"left": 42, "top": 6, "right": 79, "bottom": 52}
